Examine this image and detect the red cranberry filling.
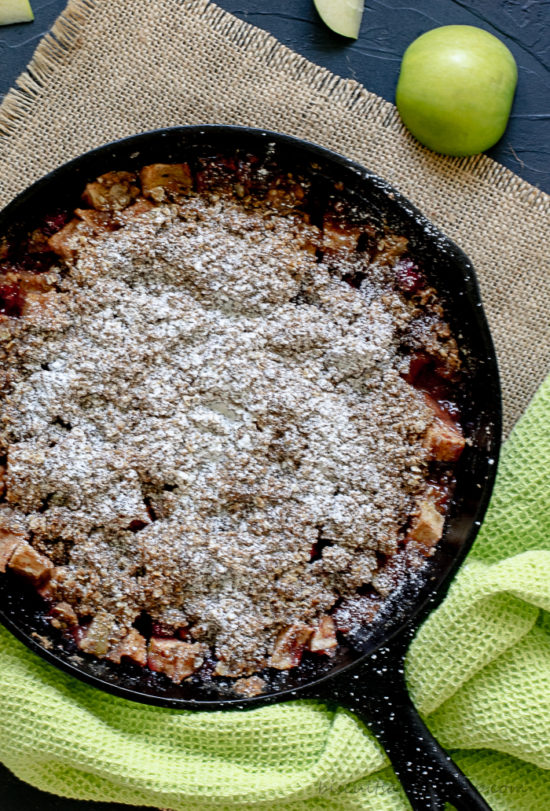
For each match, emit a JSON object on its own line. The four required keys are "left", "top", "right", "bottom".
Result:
{"left": 395, "top": 258, "right": 424, "bottom": 293}
{"left": 41, "top": 211, "right": 71, "bottom": 237}
{"left": 0, "top": 282, "right": 23, "bottom": 316}
{"left": 405, "top": 352, "right": 461, "bottom": 420}
{"left": 151, "top": 621, "right": 175, "bottom": 638}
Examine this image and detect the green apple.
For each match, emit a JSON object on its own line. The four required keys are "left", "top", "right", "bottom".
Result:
{"left": 0, "top": 0, "right": 34, "bottom": 25}
{"left": 313, "top": 0, "right": 364, "bottom": 39}
{"left": 395, "top": 25, "right": 517, "bottom": 156}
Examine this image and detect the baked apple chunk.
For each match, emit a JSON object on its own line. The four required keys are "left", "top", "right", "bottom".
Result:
{"left": 269, "top": 624, "right": 313, "bottom": 669}
{"left": 140, "top": 163, "right": 192, "bottom": 202}
{"left": 8, "top": 540, "right": 53, "bottom": 584}
{"left": 107, "top": 628, "right": 148, "bottom": 667}
{"left": 82, "top": 171, "right": 140, "bottom": 211}
{"left": 0, "top": 530, "right": 26, "bottom": 573}
{"left": 408, "top": 496, "right": 445, "bottom": 551}
{"left": 147, "top": 638, "right": 206, "bottom": 684}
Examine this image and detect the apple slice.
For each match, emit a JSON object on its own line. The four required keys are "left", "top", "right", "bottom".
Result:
{"left": 0, "top": 0, "right": 34, "bottom": 26}
{"left": 313, "top": 0, "right": 364, "bottom": 39}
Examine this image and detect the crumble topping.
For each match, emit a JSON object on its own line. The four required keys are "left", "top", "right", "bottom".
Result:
{"left": 0, "top": 180, "right": 461, "bottom": 681}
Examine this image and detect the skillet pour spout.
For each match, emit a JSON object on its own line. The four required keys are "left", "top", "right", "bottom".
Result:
{"left": 0, "top": 126, "right": 501, "bottom": 811}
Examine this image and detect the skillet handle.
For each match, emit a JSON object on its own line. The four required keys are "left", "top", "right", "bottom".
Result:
{"left": 313, "top": 642, "right": 492, "bottom": 811}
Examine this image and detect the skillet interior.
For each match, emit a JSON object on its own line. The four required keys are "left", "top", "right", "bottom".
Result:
{"left": 0, "top": 126, "right": 501, "bottom": 708}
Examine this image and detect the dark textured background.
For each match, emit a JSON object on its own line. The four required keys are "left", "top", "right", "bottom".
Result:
{"left": 0, "top": 0, "right": 549, "bottom": 808}
{"left": 1, "top": 0, "right": 549, "bottom": 193}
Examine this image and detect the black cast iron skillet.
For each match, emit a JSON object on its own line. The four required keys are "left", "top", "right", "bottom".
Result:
{"left": 0, "top": 127, "right": 501, "bottom": 811}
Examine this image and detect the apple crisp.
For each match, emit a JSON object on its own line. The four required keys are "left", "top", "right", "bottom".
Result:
{"left": 0, "top": 155, "right": 465, "bottom": 693}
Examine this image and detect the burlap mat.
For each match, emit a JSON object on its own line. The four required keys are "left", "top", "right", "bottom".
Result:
{"left": 0, "top": 0, "right": 548, "bottom": 435}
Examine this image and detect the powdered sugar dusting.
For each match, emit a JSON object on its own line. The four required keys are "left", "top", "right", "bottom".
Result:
{"left": 1, "top": 196, "right": 433, "bottom": 675}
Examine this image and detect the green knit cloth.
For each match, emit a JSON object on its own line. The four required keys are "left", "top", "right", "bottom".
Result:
{"left": 0, "top": 376, "right": 549, "bottom": 811}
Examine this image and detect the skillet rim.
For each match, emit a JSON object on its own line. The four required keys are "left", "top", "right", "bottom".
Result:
{"left": 0, "top": 125, "right": 502, "bottom": 709}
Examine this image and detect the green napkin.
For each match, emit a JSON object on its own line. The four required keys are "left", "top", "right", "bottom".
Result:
{"left": 0, "top": 375, "right": 549, "bottom": 811}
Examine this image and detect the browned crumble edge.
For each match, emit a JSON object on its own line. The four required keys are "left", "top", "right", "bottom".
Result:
{"left": 0, "top": 155, "right": 465, "bottom": 697}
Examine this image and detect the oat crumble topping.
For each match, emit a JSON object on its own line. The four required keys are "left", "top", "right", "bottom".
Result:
{"left": 0, "top": 163, "right": 464, "bottom": 684}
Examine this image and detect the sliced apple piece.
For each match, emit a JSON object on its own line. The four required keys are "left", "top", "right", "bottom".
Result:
{"left": 268, "top": 623, "right": 313, "bottom": 669}
{"left": 408, "top": 497, "right": 445, "bottom": 549}
{"left": 8, "top": 540, "right": 53, "bottom": 584}
{"left": 308, "top": 615, "right": 338, "bottom": 653}
{"left": 0, "top": 0, "right": 34, "bottom": 26}
{"left": 313, "top": 0, "right": 363, "bottom": 39}
{"left": 147, "top": 638, "right": 206, "bottom": 683}
{"left": 233, "top": 676, "right": 266, "bottom": 697}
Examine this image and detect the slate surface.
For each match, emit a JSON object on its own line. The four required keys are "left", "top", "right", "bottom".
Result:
{"left": 0, "top": 0, "right": 548, "bottom": 808}
{"left": 1, "top": 0, "right": 549, "bottom": 192}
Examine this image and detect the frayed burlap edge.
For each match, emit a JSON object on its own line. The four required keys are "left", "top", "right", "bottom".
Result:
{"left": 0, "top": 0, "right": 549, "bottom": 216}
